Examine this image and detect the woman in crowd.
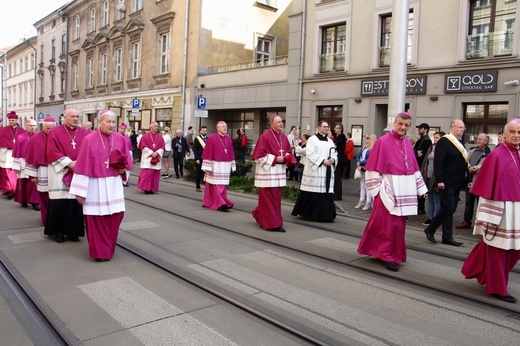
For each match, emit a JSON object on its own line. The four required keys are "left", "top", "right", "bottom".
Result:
{"left": 422, "top": 131, "right": 445, "bottom": 226}
{"left": 162, "top": 127, "right": 172, "bottom": 177}
{"left": 355, "top": 134, "right": 377, "bottom": 211}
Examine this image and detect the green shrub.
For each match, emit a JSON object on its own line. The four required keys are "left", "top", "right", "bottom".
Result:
{"left": 232, "top": 160, "right": 253, "bottom": 177}
{"left": 183, "top": 159, "right": 197, "bottom": 181}
{"left": 229, "top": 176, "right": 257, "bottom": 194}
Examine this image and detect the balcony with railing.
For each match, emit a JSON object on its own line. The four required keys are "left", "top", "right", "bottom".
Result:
{"left": 319, "top": 52, "right": 345, "bottom": 73}
{"left": 199, "top": 55, "right": 288, "bottom": 75}
{"left": 466, "top": 30, "right": 514, "bottom": 58}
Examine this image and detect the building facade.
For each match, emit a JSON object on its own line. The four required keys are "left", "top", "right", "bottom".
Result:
{"left": 200, "top": 0, "right": 519, "bottom": 148}
{"left": 34, "top": 6, "right": 68, "bottom": 125}
{"left": 60, "top": 0, "right": 199, "bottom": 132}
{"left": 4, "top": 36, "right": 38, "bottom": 127}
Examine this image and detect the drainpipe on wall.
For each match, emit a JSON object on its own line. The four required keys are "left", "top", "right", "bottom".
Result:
{"left": 180, "top": 0, "right": 190, "bottom": 132}
{"left": 297, "top": 0, "right": 307, "bottom": 132}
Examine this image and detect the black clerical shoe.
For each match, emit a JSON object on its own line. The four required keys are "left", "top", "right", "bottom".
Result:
{"left": 424, "top": 228, "right": 436, "bottom": 243}
{"left": 217, "top": 205, "right": 229, "bottom": 212}
{"left": 6, "top": 192, "right": 14, "bottom": 200}
{"left": 55, "top": 234, "right": 65, "bottom": 243}
{"left": 492, "top": 294, "right": 517, "bottom": 304}
{"left": 441, "top": 238, "right": 463, "bottom": 247}
{"left": 378, "top": 259, "right": 399, "bottom": 272}
{"left": 67, "top": 235, "right": 79, "bottom": 242}
{"left": 271, "top": 227, "right": 286, "bottom": 233}
{"left": 95, "top": 258, "right": 110, "bottom": 262}
{"left": 32, "top": 203, "right": 40, "bottom": 211}
{"left": 22, "top": 203, "right": 28, "bottom": 207}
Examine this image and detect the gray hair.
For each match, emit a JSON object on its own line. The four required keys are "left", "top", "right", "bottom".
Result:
{"left": 97, "top": 110, "right": 116, "bottom": 122}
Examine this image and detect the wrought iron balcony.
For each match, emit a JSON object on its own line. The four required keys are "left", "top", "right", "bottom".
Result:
{"left": 200, "top": 55, "right": 288, "bottom": 75}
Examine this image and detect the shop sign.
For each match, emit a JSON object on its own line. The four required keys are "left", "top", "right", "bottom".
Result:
{"left": 444, "top": 71, "right": 497, "bottom": 93}
{"left": 361, "top": 75, "right": 427, "bottom": 96}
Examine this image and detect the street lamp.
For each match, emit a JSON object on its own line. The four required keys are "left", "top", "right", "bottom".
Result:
{"left": 0, "top": 50, "right": 7, "bottom": 127}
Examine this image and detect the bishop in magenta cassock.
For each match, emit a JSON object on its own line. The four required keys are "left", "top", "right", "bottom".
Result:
{"left": 25, "top": 117, "right": 56, "bottom": 225}
{"left": 137, "top": 121, "right": 165, "bottom": 194}
{"left": 12, "top": 119, "right": 40, "bottom": 210}
{"left": 461, "top": 118, "right": 520, "bottom": 304}
{"left": 201, "top": 121, "right": 236, "bottom": 211}
{"left": 357, "top": 112, "right": 427, "bottom": 272}
{"left": 252, "top": 115, "right": 296, "bottom": 232}
{"left": 70, "top": 110, "right": 133, "bottom": 262}
{"left": 45, "top": 108, "right": 88, "bottom": 243}
{"left": 0, "top": 111, "right": 26, "bottom": 199}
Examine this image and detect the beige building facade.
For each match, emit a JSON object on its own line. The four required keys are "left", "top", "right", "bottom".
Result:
{"left": 23, "top": 0, "right": 518, "bottom": 148}
{"left": 34, "top": 6, "right": 68, "bottom": 124}
{"left": 200, "top": 0, "right": 519, "bottom": 148}
{"left": 4, "top": 37, "right": 38, "bottom": 127}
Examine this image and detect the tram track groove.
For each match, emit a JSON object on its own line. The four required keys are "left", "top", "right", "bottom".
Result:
{"left": 0, "top": 254, "right": 79, "bottom": 346}
{"left": 123, "top": 189, "right": 520, "bottom": 316}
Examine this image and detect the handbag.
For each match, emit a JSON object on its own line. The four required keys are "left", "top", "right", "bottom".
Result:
{"left": 354, "top": 169, "right": 361, "bottom": 179}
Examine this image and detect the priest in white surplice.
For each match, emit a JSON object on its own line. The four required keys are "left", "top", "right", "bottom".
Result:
{"left": 292, "top": 121, "right": 337, "bottom": 222}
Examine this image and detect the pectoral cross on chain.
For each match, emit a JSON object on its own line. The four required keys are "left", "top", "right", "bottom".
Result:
{"left": 279, "top": 149, "right": 284, "bottom": 155}
{"left": 12, "top": 139, "right": 16, "bottom": 143}
{"left": 105, "top": 159, "right": 109, "bottom": 168}
{"left": 153, "top": 143, "right": 156, "bottom": 148}
{"left": 71, "top": 140, "right": 76, "bottom": 149}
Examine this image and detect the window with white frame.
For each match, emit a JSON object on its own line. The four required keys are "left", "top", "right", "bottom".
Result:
{"left": 30, "top": 53, "right": 35, "bottom": 69}
{"left": 20, "top": 58, "right": 24, "bottom": 73}
{"left": 117, "top": 1, "right": 125, "bottom": 20}
{"left": 87, "top": 57, "right": 94, "bottom": 88}
{"left": 25, "top": 56, "right": 29, "bottom": 71}
{"left": 320, "top": 23, "right": 346, "bottom": 72}
{"left": 133, "top": 0, "right": 143, "bottom": 12}
{"left": 72, "top": 61, "right": 79, "bottom": 90}
{"left": 88, "top": 7, "right": 96, "bottom": 33}
{"left": 74, "top": 15, "right": 80, "bottom": 40}
{"left": 61, "top": 34, "right": 66, "bottom": 55}
{"left": 100, "top": 52, "right": 107, "bottom": 85}
{"left": 102, "top": 1, "right": 110, "bottom": 27}
{"left": 51, "top": 39, "right": 56, "bottom": 60}
{"left": 40, "top": 45, "right": 44, "bottom": 63}
{"left": 114, "top": 47, "right": 123, "bottom": 81}
{"left": 379, "top": 11, "right": 414, "bottom": 67}
{"left": 24, "top": 84, "right": 28, "bottom": 104}
{"left": 29, "top": 83, "right": 33, "bottom": 103}
{"left": 159, "top": 33, "right": 170, "bottom": 74}
{"left": 467, "top": 0, "right": 516, "bottom": 59}
{"left": 131, "top": 42, "right": 141, "bottom": 79}
{"left": 256, "top": 36, "right": 274, "bottom": 66}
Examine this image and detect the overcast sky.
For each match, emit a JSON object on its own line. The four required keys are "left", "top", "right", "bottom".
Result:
{"left": 1, "top": 0, "right": 70, "bottom": 49}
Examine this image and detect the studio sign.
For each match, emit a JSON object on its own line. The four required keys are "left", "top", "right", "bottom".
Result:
{"left": 444, "top": 71, "right": 497, "bottom": 93}
{"left": 361, "top": 76, "right": 427, "bottom": 96}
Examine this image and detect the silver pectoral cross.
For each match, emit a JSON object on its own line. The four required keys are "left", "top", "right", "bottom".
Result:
{"left": 12, "top": 139, "right": 16, "bottom": 143}
{"left": 224, "top": 148, "right": 227, "bottom": 153}
{"left": 105, "top": 159, "right": 109, "bottom": 168}
{"left": 279, "top": 149, "right": 284, "bottom": 155}
{"left": 153, "top": 143, "right": 156, "bottom": 148}
{"left": 71, "top": 140, "right": 76, "bottom": 149}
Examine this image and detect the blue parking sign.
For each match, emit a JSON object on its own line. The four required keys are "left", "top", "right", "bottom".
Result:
{"left": 132, "top": 98, "right": 140, "bottom": 109}
{"left": 197, "top": 97, "right": 206, "bottom": 110}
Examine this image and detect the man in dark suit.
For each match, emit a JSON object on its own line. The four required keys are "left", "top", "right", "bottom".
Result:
{"left": 424, "top": 119, "right": 466, "bottom": 246}
{"left": 333, "top": 124, "right": 346, "bottom": 201}
{"left": 193, "top": 126, "right": 207, "bottom": 192}
{"left": 172, "top": 129, "right": 189, "bottom": 179}
{"left": 456, "top": 133, "right": 491, "bottom": 229}
{"left": 414, "top": 123, "right": 432, "bottom": 215}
